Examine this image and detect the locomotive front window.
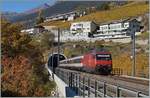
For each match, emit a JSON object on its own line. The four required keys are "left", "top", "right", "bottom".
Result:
{"left": 96, "top": 54, "right": 111, "bottom": 60}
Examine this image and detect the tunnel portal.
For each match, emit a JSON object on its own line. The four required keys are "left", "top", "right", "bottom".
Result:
{"left": 48, "top": 53, "right": 66, "bottom": 70}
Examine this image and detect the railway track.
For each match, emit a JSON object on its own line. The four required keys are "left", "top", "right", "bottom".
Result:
{"left": 82, "top": 73, "right": 149, "bottom": 94}
{"left": 55, "top": 67, "right": 149, "bottom": 96}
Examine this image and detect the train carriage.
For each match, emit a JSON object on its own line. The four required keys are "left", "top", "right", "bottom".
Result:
{"left": 59, "top": 56, "right": 83, "bottom": 70}
{"left": 59, "top": 50, "right": 112, "bottom": 74}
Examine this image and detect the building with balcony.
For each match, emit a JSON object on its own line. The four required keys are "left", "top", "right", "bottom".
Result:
{"left": 41, "top": 18, "right": 142, "bottom": 43}
{"left": 94, "top": 19, "right": 141, "bottom": 39}
{"left": 44, "top": 11, "right": 86, "bottom": 22}
{"left": 70, "top": 21, "right": 97, "bottom": 36}
{"left": 21, "top": 26, "right": 45, "bottom": 34}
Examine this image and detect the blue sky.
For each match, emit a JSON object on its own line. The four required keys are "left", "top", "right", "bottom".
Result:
{"left": 1, "top": 0, "right": 56, "bottom": 13}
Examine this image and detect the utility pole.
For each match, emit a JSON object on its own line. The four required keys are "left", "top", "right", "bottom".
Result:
{"left": 52, "top": 44, "right": 54, "bottom": 79}
{"left": 51, "top": 30, "right": 54, "bottom": 79}
{"left": 131, "top": 30, "right": 136, "bottom": 77}
{"left": 57, "top": 28, "right": 60, "bottom": 68}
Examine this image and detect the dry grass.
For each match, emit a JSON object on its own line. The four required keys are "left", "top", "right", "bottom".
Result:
{"left": 40, "top": 21, "right": 71, "bottom": 29}
{"left": 113, "top": 52, "right": 149, "bottom": 78}
{"left": 40, "top": 2, "right": 149, "bottom": 29}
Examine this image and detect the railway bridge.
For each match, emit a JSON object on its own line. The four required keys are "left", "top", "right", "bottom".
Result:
{"left": 46, "top": 53, "right": 149, "bottom": 97}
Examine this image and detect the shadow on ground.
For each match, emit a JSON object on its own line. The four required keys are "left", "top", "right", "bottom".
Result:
{"left": 1, "top": 90, "right": 23, "bottom": 97}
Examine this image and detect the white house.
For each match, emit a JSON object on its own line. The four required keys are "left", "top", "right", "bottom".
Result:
{"left": 67, "top": 15, "right": 75, "bottom": 21}
{"left": 44, "top": 11, "right": 87, "bottom": 22}
{"left": 44, "top": 11, "right": 76, "bottom": 22}
{"left": 21, "top": 28, "right": 35, "bottom": 34}
{"left": 54, "top": 19, "right": 142, "bottom": 42}
{"left": 95, "top": 19, "right": 141, "bottom": 39}
{"left": 70, "top": 21, "right": 97, "bottom": 36}
{"left": 42, "top": 18, "right": 142, "bottom": 43}
{"left": 21, "top": 26, "right": 45, "bottom": 34}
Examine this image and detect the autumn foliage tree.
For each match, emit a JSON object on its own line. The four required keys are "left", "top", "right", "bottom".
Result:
{"left": 1, "top": 18, "right": 55, "bottom": 97}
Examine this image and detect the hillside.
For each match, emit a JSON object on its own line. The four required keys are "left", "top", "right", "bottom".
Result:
{"left": 5, "top": 1, "right": 127, "bottom": 28}
{"left": 41, "top": 1, "right": 149, "bottom": 29}
{"left": 9, "top": 1, "right": 124, "bottom": 22}
{"left": 1, "top": 11, "right": 19, "bottom": 20}
{"left": 23, "top": 3, "right": 50, "bottom": 14}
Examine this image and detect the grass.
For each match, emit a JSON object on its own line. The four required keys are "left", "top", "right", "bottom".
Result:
{"left": 137, "top": 32, "right": 149, "bottom": 39}
{"left": 40, "top": 1, "right": 149, "bottom": 29}
{"left": 41, "top": 21, "right": 71, "bottom": 29}
{"left": 112, "top": 51, "right": 149, "bottom": 78}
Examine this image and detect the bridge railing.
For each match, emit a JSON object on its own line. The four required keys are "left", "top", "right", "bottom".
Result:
{"left": 55, "top": 68, "right": 148, "bottom": 97}
{"left": 111, "top": 68, "right": 123, "bottom": 75}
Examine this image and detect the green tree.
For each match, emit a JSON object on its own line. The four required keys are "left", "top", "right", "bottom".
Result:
{"left": 32, "top": 31, "right": 55, "bottom": 51}
{"left": 96, "top": 3, "right": 110, "bottom": 11}
{"left": 75, "top": 5, "right": 86, "bottom": 13}
{"left": 40, "top": 31, "right": 55, "bottom": 50}
{"left": 36, "top": 10, "right": 44, "bottom": 25}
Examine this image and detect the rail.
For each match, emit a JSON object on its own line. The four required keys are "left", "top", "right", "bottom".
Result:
{"left": 55, "top": 68, "right": 148, "bottom": 97}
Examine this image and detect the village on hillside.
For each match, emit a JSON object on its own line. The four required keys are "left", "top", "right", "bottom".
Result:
{"left": 21, "top": 2, "right": 149, "bottom": 44}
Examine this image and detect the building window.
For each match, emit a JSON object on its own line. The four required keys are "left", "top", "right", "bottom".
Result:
{"left": 77, "top": 24, "right": 83, "bottom": 26}
{"left": 77, "top": 28, "right": 82, "bottom": 30}
{"left": 114, "top": 30, "right": 117, "bottom": 32}
{"left": 71, "top": 29, "right": 76, "bottom": 31}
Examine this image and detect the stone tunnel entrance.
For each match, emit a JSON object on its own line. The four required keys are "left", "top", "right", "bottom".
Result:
{"left": 48, "top": 53, "right": 66, "bottom": 72}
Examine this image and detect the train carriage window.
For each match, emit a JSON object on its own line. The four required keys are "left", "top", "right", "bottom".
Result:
{"left": 64, "top": 61, "right": 66, "bottom": 64}
{"left": 61, "top": 57, "right": 82, "bottom": 64}
{"left": 68, "top": 60, "right": 71, "bottom": 63}
{"left": 60, "top": 60, "right": 67, "bottom": 64}
{"left": 70, "top": 60, "right": 73, "bottom": 63}
{"left": 74, "top": 58, "right": 81, "bottom": 63}
{"left": 67, "top": 58, "right": 82, "bottom": 63}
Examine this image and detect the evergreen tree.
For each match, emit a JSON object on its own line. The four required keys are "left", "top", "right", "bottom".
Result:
{"left": 36, "top": 10, "right": 44, "bottom": 25}
{"left": 96, "top": 3, "right": 110, "bottom": 11}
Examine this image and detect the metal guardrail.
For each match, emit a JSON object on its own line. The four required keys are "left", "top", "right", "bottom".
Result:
{"left": 111, "top": 68, "right": 123, "bottom": 75}
{"left": 55, "top": 68, "right": 148, "bottom": 97}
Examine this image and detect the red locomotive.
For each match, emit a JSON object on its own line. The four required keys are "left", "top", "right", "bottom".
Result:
{"left": 59, "top": 50, "right": 112, "bottom": 74}
{"left": 82, "top": 50, "right": 112, "bottom": 74}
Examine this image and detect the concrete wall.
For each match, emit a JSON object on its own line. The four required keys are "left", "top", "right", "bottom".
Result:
{"left": 46, "top": 66, "right": 67, "bottom": 97}
{"left": 46, "top": 64, "right": 77, "bottom": 97}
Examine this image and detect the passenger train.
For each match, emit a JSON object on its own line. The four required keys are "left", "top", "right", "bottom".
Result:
{"left": 59, "top": 50, "right": 112, "bottom": 74}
